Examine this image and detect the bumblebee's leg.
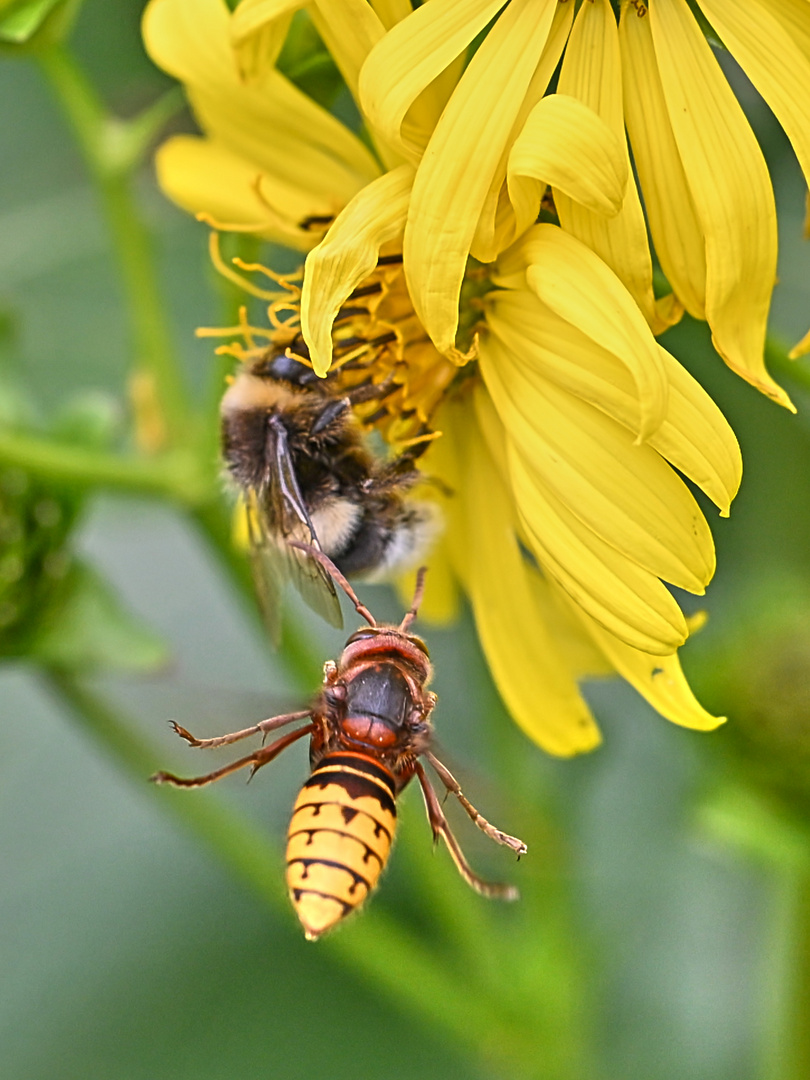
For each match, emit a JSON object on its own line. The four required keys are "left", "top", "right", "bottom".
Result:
{"left": 152, "top": 723, "right": 314, "bottom": 789}
{"left": 170, "top": 710, "right": 313, "bottom": 750}
{"left": 424, "top": 751, "right": 528, "bottom": 857}
{"left": 415, "top": 762, "right": 519, "bottom": 902}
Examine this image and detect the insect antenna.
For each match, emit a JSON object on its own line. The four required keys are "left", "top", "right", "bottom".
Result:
{"left": 399, "top": 567, "right": 428, "bottom": 633}
{"left": 287, "top": 541, "right": 377, "bottom": 627}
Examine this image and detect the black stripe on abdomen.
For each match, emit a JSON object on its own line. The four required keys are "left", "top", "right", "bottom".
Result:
{"left": 286, "top": 753, "right": 398, "bottom": 939}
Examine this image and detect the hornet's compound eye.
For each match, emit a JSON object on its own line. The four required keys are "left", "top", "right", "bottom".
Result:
{"left": 345, "top": 628, "right": 382, "bottom": 646}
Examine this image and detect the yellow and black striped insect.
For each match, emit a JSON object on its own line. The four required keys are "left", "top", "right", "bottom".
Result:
{"left": 152, "top": 548, "right": 526, "bottom": 939}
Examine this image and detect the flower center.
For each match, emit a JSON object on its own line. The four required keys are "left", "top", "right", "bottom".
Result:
{"left": 200, "top": 232, "right": 478, "bottom": 452}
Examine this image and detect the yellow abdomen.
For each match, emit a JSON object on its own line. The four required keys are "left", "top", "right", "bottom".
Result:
{"left": 286, "top": 751, "right": 397, "bottom": 939}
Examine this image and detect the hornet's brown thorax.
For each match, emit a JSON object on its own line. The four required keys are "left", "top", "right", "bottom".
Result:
{"left": 310, "top": 629, "right": 436, "bottom": 784}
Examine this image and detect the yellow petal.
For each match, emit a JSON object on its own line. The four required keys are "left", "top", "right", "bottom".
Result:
{"left": 700, "top": 0, "right": 810, "bottom": 186}
{"left": 507, "top": 225, "right": 669, "bottom": 440}
{"left": 301, "top": 164, "right": 414, "bottom": 376}
{"left": 472, "top": 384, "right": 688, "bottom": 655}
{"left": 506, "top": 93, "right": 628, "bottom": 235}
{"left": 309, "top": 0, "right": 384, "bottom": 94}
{"left": 510, "top": 453, "right": 688, "bottom": 655}
{"left": 790, "top": 327, "right": 810, "bottom": 359}
{"left": 484, "top": 288, "right": 742, "bottom": 514}
{"left": 229, "top": 0, "right": 300, "bottom": 81}
{"left": 438, "top": 398, "right": 602, "bottom": 756}
{"left": 480, "top": 334, "right": 715, "bottom": 594}
{"left": 396, "top": 535, "right": 459, "bottom": 625}
{"left": 144, "top": 0, "right": 380, "bottom": 205}
{"left": 569, "top": 592, "right": 725, "bottom": 731}
{"left": 404, "top": 0, "right": 558, "bottom": 355}
{"left": 359, "top": 0, "right": 507, "bottom": 157}
{"left": 650, "top": 0, "right": 793, "bottom": 410}
{"left": 618, "top": 5, "right": 707, "bottom": 319}
{"left": 369, "top": 0, "right": 414, "bottom": 31}
{"left": 469, "top": 1, "right": 574, "bottom": 264}
{"left": 155, "top": 135, "right": 325, "bottom": 248}
{"left": 555, "top": 0, "right": 680, "bottom": 334}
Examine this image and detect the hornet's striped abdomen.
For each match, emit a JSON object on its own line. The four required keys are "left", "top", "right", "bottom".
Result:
{"left": 286, "top": 751, "right": 398, "bottom": 939}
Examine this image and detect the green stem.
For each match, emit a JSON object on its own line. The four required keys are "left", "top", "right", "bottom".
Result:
{"left": 0, "top": 428, "right": 209, "bottom": 503}
{"left": 43, "top": 667, "right": 535, "bottom": 1077}
{"left": 37, "top": 45, "right": 190, "bottom": 443}
{"left": 41, "top": 666, "right": 285, "bottom": 907}
{"left": 773, "top": 870, "right": 810, "bottom": 1080}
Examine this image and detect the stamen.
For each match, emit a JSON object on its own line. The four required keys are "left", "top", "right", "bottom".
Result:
{"left": 196, "top": 210, "right": 268, "bottom": 235}
{"left": 397, "top": 430, "right": 443, "bottom": 450}
{"left": 267, "top": 299, "right": 302, "bottom": 330}
{"left": 232, "top": 257, "right": 299, "bottom": 294}
{"left": 207, "top": 232, "right": 281, "bottom": 301}
{"left": 196, "top": 306, "right": 274, "bottom": 348}
{"left": 284, "top": 346, "right": 314, "bottom": 369}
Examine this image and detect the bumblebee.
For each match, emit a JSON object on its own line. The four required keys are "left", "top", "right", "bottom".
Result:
{"left": 153, "top": 549, "right": 526, "bottom": 940}
{"left": 221, "top": 334, "right": 439, "bottom": 641}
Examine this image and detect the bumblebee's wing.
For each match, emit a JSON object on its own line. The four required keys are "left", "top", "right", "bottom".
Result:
{"left": 244, "top": 494, "right": 284, "bottom": 648}
{"left": 258, "top": 418, "right": 344, "bottom": 631}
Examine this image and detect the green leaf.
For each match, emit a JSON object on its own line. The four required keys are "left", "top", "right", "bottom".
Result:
{"left": 0, "top": 0, "right": 81, "bottom": 48}
{"left": 29, "top": 560, "right": 169, "bottom": 673}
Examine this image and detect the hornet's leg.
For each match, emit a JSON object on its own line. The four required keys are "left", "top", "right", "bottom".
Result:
{"left": 424, "top": 751, "right": 527, "bottom": 857}
{"left": 415, "top": 762, "right": 519, "bottom": 902}
{"left": 152, "top": 723, "right": 314, "bottom": 790}
{"left": 169, "top": 710, "right": 313, "bottom": 750}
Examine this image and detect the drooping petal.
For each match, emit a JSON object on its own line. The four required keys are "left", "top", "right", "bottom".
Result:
{"left": 144, "top": 0, "right": 380, "bottom": 205}
{"left": 650, "top": 0, "right": 793, "bottom": 410}
{"left": 369, "top": 0, "right": 414, "bottom": 31}
{"left": 404, "top": 0, "right": 558, "bottom": 356}
{"left": 229, "top": 0, "right": 300, "bottom": 81}
{"left": 481, "top": 335, "right": 715, "bottom": 594}
{"left": 699, "top": 0, "right": 810, "bottom": 186}
{"left": 506, "top": 93, "right": 627, "bottom": 237}
{"left": 469, "top": 1, "right": 574, "bottom": 264}
{"left": 501, "top": 225, "right": 669, "bottom": 440}
{"left": 555, "top": 0, "right": 680, "bottom": 334}
{"left": 472, "top": 376, "right": 689, "bottom": 655}
{"left": 510, "top": 454, "right": 689, "bottom": 655}
{"left": 359, "top": 0, "right": 506, "bottom": 157}
{"left": 155, "top": 135, "right": 327, "bottom": 248}
{"left": 437, "top": 397, "right": 602, "bottom": 756}
{"left": 301, "top": 165, "right": 414, "bottom": 376}
{"left": 484, "top": 289, "right": 742, "bottom": 514}
{"left": 309, "top": 0, "right": 384, "bottom": 102}
{"left": 568, "top": 589, "right": 725, "bottom": 731}
{"left": 619, "top": 5, "right": 707, "bottom": 319}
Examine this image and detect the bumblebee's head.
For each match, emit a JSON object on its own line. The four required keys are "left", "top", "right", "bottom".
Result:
{"left": 253, "top": 341, "right": 320, "bottom": 388}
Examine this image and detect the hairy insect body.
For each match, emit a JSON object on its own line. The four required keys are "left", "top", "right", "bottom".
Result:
{"left": 220, "top": 349, "right": 439, "bottom": 639}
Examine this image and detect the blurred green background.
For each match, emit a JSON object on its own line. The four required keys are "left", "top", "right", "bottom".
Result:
{"left": 3, "top": 2, "right": 810, "bottom": 1079}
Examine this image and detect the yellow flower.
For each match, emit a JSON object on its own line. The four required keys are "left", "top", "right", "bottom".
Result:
{"left": 143, "top": 0, "right": 747, "bottom": 754}
{"left": 227, "top": 0, "right": 810, "bottom": 404}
